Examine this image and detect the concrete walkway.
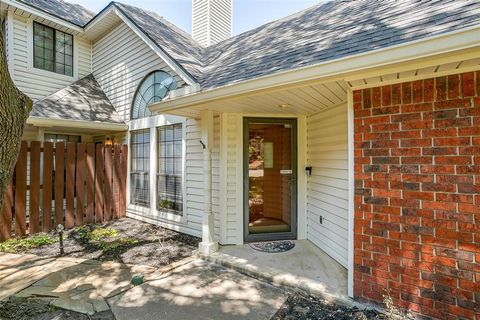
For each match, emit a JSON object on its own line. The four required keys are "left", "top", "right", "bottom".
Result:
{"left": 0, "top": 253, "right": 286, "bottom": 319}
{"left": 201, "top": 240, "right": 349, "bottom": 301}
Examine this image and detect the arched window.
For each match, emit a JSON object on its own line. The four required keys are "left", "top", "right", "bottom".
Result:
{"left": 131, "top": 71, "right": 177, "bottom": 119}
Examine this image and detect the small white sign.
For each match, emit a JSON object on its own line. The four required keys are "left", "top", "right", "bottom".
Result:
{"left": 280, "top": 169, "right": 292, "bottom": 175}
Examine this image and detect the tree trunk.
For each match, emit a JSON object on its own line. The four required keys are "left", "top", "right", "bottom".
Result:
{"left": 0, "top": 22, "right": 33, "bottom": 212}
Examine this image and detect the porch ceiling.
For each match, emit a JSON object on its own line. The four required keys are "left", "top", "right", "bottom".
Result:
{"left": 159, "top": 80, "right": 349, "bottom": 118}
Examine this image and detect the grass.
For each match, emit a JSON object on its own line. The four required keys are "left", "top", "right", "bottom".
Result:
{"left": 0, "top": 234, "right": 57, "bottom": 253}
{"left": 101, "top": 237, "right": 139, "bottom": 253}
{"left": 72, "top": 226, "right": 138, "bottom": 254}
{"left": 75, "top": 226, "right": 119, "bottom": 241}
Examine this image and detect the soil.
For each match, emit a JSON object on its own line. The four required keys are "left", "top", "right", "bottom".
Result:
{"left": 0, "top": 296, "right": 115, "bottom": 320}
{"left": 271, "top": 292, "right": 385, "bottom": 320}
{"left": 26, "top": 218, "right": 200, "bottom": 268}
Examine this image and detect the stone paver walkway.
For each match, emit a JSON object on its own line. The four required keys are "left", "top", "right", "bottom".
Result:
{"left": 0, "top": 253, "right": 287, "bottom": 319}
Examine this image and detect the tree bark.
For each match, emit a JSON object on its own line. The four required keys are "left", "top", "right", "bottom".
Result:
{"left": 0, "top": 21, "right": 33, "bottom": 212}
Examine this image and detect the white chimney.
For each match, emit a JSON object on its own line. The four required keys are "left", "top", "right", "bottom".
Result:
{"left": 192, "top": 0, "right": 233, "bottom": 47}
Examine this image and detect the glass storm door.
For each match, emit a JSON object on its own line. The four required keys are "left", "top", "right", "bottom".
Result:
{"left": 244, "top": 118, "right": 297, "bottom": 242}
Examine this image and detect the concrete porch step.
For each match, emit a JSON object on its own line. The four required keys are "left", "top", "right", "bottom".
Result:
{"left": 196, "top": 240, "right": 363, "bottom": 309}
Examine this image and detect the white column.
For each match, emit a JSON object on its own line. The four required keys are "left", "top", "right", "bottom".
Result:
{"left": 199, "top": 109, "right": 219, "bottom": 254}
{"left": 36, "top": 127, "right": 45, "bottom": 142}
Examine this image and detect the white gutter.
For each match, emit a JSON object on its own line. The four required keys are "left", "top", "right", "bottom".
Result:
{"left": 149, "top": 23, "right": 480, "bottom": 113}
{"left": 5, "top": 0, "right": 84, "bottom": 33}
{"left": 27, "top": 117, "right": 128, "bottom": 131}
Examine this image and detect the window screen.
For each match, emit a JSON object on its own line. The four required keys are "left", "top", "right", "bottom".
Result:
{"left": 130, "top": 129, "right": 150, "bottom": 207}
{"left": 157, "top": 124, "right": 183, "bottom": 214}
{"left": 33, "top": 22, "right": 73, "bottom": 76}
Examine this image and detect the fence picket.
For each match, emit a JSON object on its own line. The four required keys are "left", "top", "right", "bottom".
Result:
{"left": 65, "top": 142, "right": 76, "bottom": 228}
{"left": 95, "top": 144, "right": 104, "bottom": 222}
{"left": 120, "top": 144, "right": 128, "bottom": 217}
{"left": 86, "top": 144, "right": 95, "bottom": 224}
{"left": 54, "top": 142, "right": 65, "bottom": 226}
{"left": 104, "top": 145, "right": 113, "bottom": 221}
{"left": 29, "top": 141, "right": 41, "bottom": 234}
{"left": 113, "top": 144, "right": 121, "bottom": 219}
{"left": 75, "top": 143, "right": 86, "bottom": 226}
{"left": 15, "top": 141, "right": 27, "bottom": 237}
{"left": 42, "top": 142, "right": 53, "bottom": 232}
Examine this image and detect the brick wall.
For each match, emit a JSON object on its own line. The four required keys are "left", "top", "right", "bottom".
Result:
{"left": 353, "top": 71, "right": 480, "bottom": 320}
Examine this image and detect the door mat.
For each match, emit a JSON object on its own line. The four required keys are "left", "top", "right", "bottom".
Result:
{"left": 249, "top": 240, "right": 295, "bottom": 253}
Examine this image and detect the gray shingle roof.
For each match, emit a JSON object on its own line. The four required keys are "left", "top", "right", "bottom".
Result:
{"left": 18, "top": 0, "right": 480, "bottom": 90}
{"left": 30, "top": 74, "right": 125, "bottom": 125}
{"left": 18, "top": 0, "right": 94, "bottom": 26}
{"left": 114, "top": 0, "right": 480, "bottom": 89}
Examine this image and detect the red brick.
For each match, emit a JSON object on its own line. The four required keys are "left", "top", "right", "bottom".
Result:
{"left": 447, "top": 74, "right": 460, "bottom": 99}
{"left": 381, "top": 85, "right": 391, "bottom": 106}
{"left": 392, "top": 83, "right": 401, "bottom": 105}
{"left": 461, "top": 72, "right": 475, "bottom": 97}
{"left": 353, "top": 90, "right": 362, "bottom": 104}
{"left": 435, "top": 76, "right": 447, "bottom": 100}
{"left": 412, "top": 80, "right": 423, "bottom": 103}
{"left": 372, "top": 87, "right": 381, "bottom": 108}
{"left": 402, "top": 82, "right": 412, "bottom": 104}
{"left": 424, "top": 78, "right": 434, "bottom": 102}
{"left": 363, "top": 88, "right": 372, "bottom": 108}
{"left": 434, "top": 98, "right": 472, "bottom": 110}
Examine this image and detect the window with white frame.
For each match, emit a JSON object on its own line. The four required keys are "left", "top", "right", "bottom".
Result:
{"left": 157, "top": 124, "right": 183, "bottom": 214}
{"left": 130, "top": 129, "right": 150, "bottom": 207}
{"left": 33, "top": 22, "right": 73, "bottom": 76}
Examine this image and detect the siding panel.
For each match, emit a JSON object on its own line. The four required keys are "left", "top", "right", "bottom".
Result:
{"left": 306, "top": 103, "right": 348, "bottom": 268}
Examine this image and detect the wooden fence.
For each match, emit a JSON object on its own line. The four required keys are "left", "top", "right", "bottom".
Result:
{"left": 0, "top": 141, "right": 128, "bottom": 241}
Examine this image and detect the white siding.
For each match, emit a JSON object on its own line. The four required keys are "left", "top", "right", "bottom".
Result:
{"left": 92, "top": 23, "right": 185, "bottom": 121}
{"left": 306, "top": 103, "right": 349, "bottom": 268}
{"left": 222, "top": 113, "right": 241, "bottom": 244}
{"left": 184, "top": 118, "right": 204, "bottom": 236}
{"left": 10, "top": 13, "right": 92, "bottom": 102}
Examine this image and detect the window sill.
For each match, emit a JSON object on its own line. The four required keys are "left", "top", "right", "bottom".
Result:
{"left": 29, "top": 66, "right": 76, "bottom": 82}
{"left": 127, "top": 204, "right": 187, "bottom": 224}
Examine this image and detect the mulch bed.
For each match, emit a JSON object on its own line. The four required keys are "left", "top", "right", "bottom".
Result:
{"left": 27, "top": 218, "right": 200, "bottom": 268}
{"left": 271, "top": 292, "right": 385, "bottom": 320}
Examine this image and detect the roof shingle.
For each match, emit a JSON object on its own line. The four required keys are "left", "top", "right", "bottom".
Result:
{"left": 18, "top": 0, "right": 94, "bottom": 26}
{"left": 30, "top": 74, "right": 125, "bottom": 125}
